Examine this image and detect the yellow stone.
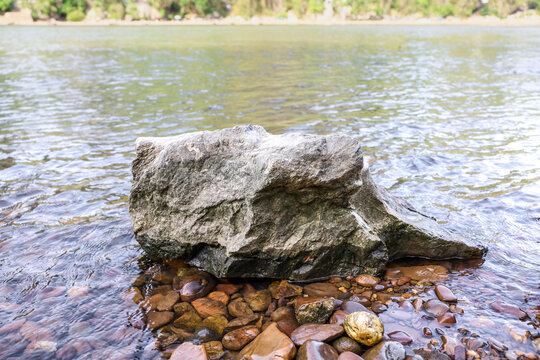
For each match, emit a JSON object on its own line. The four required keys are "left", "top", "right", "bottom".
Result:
{"left": 343, "top": 311, "right": 384, "bottom": 346}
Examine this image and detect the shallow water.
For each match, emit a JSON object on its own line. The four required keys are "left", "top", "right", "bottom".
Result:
{"left": 0, "top": 25, "right": 539, "bottom": 358}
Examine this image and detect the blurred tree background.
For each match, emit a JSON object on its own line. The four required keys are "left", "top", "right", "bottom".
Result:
{"left": 2, "top": 0, "right": 539, "bottom": 21}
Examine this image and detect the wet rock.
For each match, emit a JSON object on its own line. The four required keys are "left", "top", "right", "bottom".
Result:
{"left": 173, "top": 302, "right": 203, "bottom": 330}
{"left": 147, "top": 311, "right": 174, "bottom": 330}
{"left": 422, "top": 327, "right": 433, "bottom": 337}
{"left": 414, "top": 349, "right": 451, "bottom": 360}
{"left": 203, "top": 341, "right": 224, "bottom": 359}
{"left": 269, "top": 280, "right": 303, "bottom": 299}
{"left": 434, "top": 285, "right": 457, "bottom": 303}
{"left": 245, "top": 290, "right": 272, "bottom": 312}
{"left": 338, "top": 352, "right": 365, "bottom": 360}
{"left": 222, "top": 325, "right": 260, "bottom": 351}
{"left": 291, "top": 323, "right": 345, "bottom": 346}
{"left": 532, "top": 338, "right": 540, "bottom": 353}
{"left": 277, "top": 319, "right": 300, "bottom": 337}
{"left": 371, "top": 302, "right": 388, "bottom": 314}
{"left": 297, "top": 340, "right": 339, "bottom": 360}
{"left": 362, "top": 341, "right": 405, "bottom": 360}
{"left": 216, "top": 283, "right": 243, "bottom": 295}
{"left": 170, "top": 342, "right": 208, "bottom": 360}
{"left": 304, "top": 283, "right": 341, "bottom": 298}
{"left": 124, "top": 287, "right": 144, "bottom": 304}
{"left": 0, "top": 319, "right": 26, "bottom": 334}
{"left": 454, "top": 345, "right": 467, "bottom": 360}
{"left": 228, "top": 298, "right": 254, "bottom": 318}
{"left": 157, "top": 290, "right": 180, "bottom": 311}
{"left": 201, "top": 314, "right": 229, "bottom": 336}
{"left": 225, "top": 314, "right": 261, "bottom": 333}
{"left": 185, "top": 327, "right": 221, "bottom": 345}
{"left": 330, "top": 310, "right": 349, "bottom": 326}
{"left": 129, "top": 126, "right": 485, "bottom": 280}
{"left": 208, "top": 291, "right": 229, "bottom": 305}
{"left": 271, "top": 306, "right": 296, "bottom": 322}
{"left": 192, "top": 297, "right": 228, "bottom": 318}
{"left": 490, "top": 301, "right": 527, "bottom": 319}
{"left": 239, "top": 322, "right": 296, "bottom": 360}
{"left": 487, "top": 337, "right": 508, "bottom": 352}
{"left": 437, "top": 313, "right": 456, "bottom": 327}
{"left": 175, "top": 272, "right": 216, "bottom": 302}
{"left": 344, "top": 312, "right": 384, "bottom": 346}
{"left": 508, "top": 326, "right": 530, "bottom": 343}
{"left": 391, "top": 266, "right": 449, "bottom": 283}
{"left": 441, "top": 335, "right": 459, "bottom": 354}
{"left": 332, "top": 336, "right": 362, "bottom": 354}
{"left": 423, "top": 299, "right": 449, "bottom": 317}
{"left": 342, "top": 301, "right": 371, "bottom": 314}
{"left": 356, "top": 275, "right": 380, "bottom": 287}
{"left": 296, "top": 297, "right": 335, "bottom": 325}
{"left": 387, "top": 331, "right": 412, "bottom": 344}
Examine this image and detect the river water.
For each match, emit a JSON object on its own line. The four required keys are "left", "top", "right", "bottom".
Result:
{"left": 0, "top": 26, "right": 539, "bottom": 359}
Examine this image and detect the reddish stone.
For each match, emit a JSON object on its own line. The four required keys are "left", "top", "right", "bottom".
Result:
{"left": 170, "top": 342, "right": 208, "bottom": 360}
{"left": 290, "top": 324, "right": 344, "bottom": 346}
{"left": 304, "top": 283, "right": 340, "bottom": 298}
{"left": 355, "top": 275, "right": 380, "bottom": 287}
{"left": 388, "top": 331, "right": 413, "bottom": 344}
{"left": 192, "top": 297, "right": 228, "bottom": 318}
{"left": 157, "top": 290, "right": 180, "bottom": 311}
{"left": 329, "top": 310, "right": 348, "bottom": 326}
{"left": 271, "top": 306, "right": 296, "bottom": 322}
{"left": 208, "top": 291, "right": 229, "bottom": 305}
{"left": 222, "top": 325, "right": 260, "bottom": 351}
{"left": 435, "top": 285, "right": 457, "bottom": 302}
{"left": 277, "top": 319, "right": 300, "bottom": 337}
{"left": 175, "top": 272, "right": 216, "bottom": 302}
{"left": 338, "top": 352, "right": 364, "bottom": 360}
{"left": 437, "top": 312, "right": 457, "bottom": 326}
{"left": 239, "top": 322, "right": 296, "bottom": 360}
{"left": 297, "top": 340, "right": 339, "bottom": 360}
{"left": 147, "top": 311, "right": 174, "bottom": 330}
{"left": 490, "top": 301, "right": 527, "bottom": 319}
{"left": 224, "top": 314, "right": 261, "bottom": 333}
{"left": 216, "top": 283, "right": 243, "bottom": 295}
{"left": 228, "top": 298, "right": 254, "bottom": 318}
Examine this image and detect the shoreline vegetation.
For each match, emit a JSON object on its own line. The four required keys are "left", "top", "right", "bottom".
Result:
{"left": 1, "top": 0, "right": 540, "bottom": 25}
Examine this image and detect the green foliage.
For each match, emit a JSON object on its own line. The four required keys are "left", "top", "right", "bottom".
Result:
{"left": 125, "top": 0, "right": 140, "bottom": 19}
{"left": 106, "top": 2, "right": 124, "bottom": 18}
{"left": 308, "top": 0, "right": 324, "bottom": 13}
{"left": 0, "top": 0, "right": 14, "bottom": 13}
{"left": 435, "top": 3, "right": 455, "bottom": 16}
{"left": 66, "top": 8, "right": 85, "bottom": 19}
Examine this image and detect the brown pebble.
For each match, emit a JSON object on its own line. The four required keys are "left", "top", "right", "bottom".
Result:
{"left": 437, "top": 313, "right": 456, "bottom": 327}
{"left": 435, "top": 285, "right": 457, "bottom": 302}
{"left": 222, "top": 325, "right": 260, "bottom": 351}
{"left": 422, "top": 327, "right": 433, "bottom": 337}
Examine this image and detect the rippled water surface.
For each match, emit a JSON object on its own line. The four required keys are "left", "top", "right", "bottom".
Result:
{"left": 0, "top": 26, "right": 539, "bottom": 358}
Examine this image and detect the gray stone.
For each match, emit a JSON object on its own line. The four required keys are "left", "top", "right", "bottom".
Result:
{"left": 129, "top": 125, "right": 486, "bottom": 280}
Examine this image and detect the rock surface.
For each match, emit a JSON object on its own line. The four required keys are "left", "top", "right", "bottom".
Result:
{"left": 238, "top": 322, "right": 296, "bottom": 360}
{"left": 129, "top": 125, "right": 485, "bottom": 280}
{"left": 344, "top": 311, "right": 384, "bottom": 346}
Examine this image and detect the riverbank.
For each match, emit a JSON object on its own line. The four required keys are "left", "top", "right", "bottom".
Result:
{"left": 2, "top": 11, "right": 540, "bottom": 26}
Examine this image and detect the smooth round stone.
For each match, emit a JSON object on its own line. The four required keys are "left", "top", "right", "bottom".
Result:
{"left": 146, "top": 310, "right": 174, "bottom": 330}
{"left": 192, "top": 297, "right": 228, "bottom": 318}
{"left": 342, "top": 301, "right": 371, "bottom": 314}
{"left": 338, "top": 352, "right": 365, "bottom": 360}
{"left": 297, "top": 340, "right": 339, "bottom": 360}
{"left": 422, "top": 327, "right": 433, "bottom": 337}
{"left": 490, "top": 301, "right": 527, "bottom": 319}
{"left": 225, "top": 314, "right": 261, "bottom": 333}
{"left": 362, "top": 341, "right": 405, "bottom": 360}
{"left": 437, "top": 313, "right": 456, "bottom": 327}
{"left": 355, "top": 275, "right": 380, "bottom": 287}
{"left": 434, "top": 285, "right": 457, "bottom": 303}
{"left": 245, "top": 290, "right": 272, "bottom": 312}
{"left": 332, "top": 336, "right": 362, "bottom": 354}
{"left": 173, "top": 302, "right": 202, "bottom": 331}
{"left": 222, "top": 325, "right": 260, "bottom": 351}
{"left": 201, "top": 314, "right": 229, "bottom": 336}
{"left": 277, "top": 319, "right": 300, "bottom": 337}
{"left": 387, "top": 331, "right": 413, "bottom": 344}
{"left": 423, "top": 300, "right": 449, "bottom": 317}
{"left": 239, "top": 323, "right": 296, "bottom": 360}
{"left": 170, "top": 342, "right": 207, "bottom": 360}
{"left": 228, "top": 298, "right": 254, "bottom": 317}
{"left": 176, "top": 272, "right": 216, "bottom": 302}
{"left": 330, "top": 310, "right": 349, "bottom": 326}
{"left": 271, "top": 306, "right": 296, "bottom": 322}
{"left": 371, "top": 302, "right": 387, "bottom": 314}
{"left": 532, "top": 338, "right": 540, "bottom": 352}
{"left": 304, "top": 283, "right": 341, "bottom": 298}
{"left": 208, "top": 291, "right": 230, "bottom": 305}
{"left": 343, "top": 311, "right": 384, "bottom": 346}
{"left": 291, "top": 324, "right": 345, "bottom": 346}
{"left": 296, "top": 297, "right": 335, "bottom": 325}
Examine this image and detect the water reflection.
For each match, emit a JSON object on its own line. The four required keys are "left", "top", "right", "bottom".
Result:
{"left": 0, "top": 25, "right": 539, "bottom": 358}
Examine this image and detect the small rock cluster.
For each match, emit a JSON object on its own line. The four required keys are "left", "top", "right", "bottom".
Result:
{"left": 123, "top": 260, "right": 539, "bottom": 360}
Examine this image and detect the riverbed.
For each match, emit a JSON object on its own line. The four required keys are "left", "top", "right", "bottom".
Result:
{"left": 0, "top": 26, "right": 539, "bottom": 359}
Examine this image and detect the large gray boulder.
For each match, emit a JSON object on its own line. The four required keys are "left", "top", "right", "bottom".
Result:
{"left": 129, "top": 125, "right": 485, "bottom": 280}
